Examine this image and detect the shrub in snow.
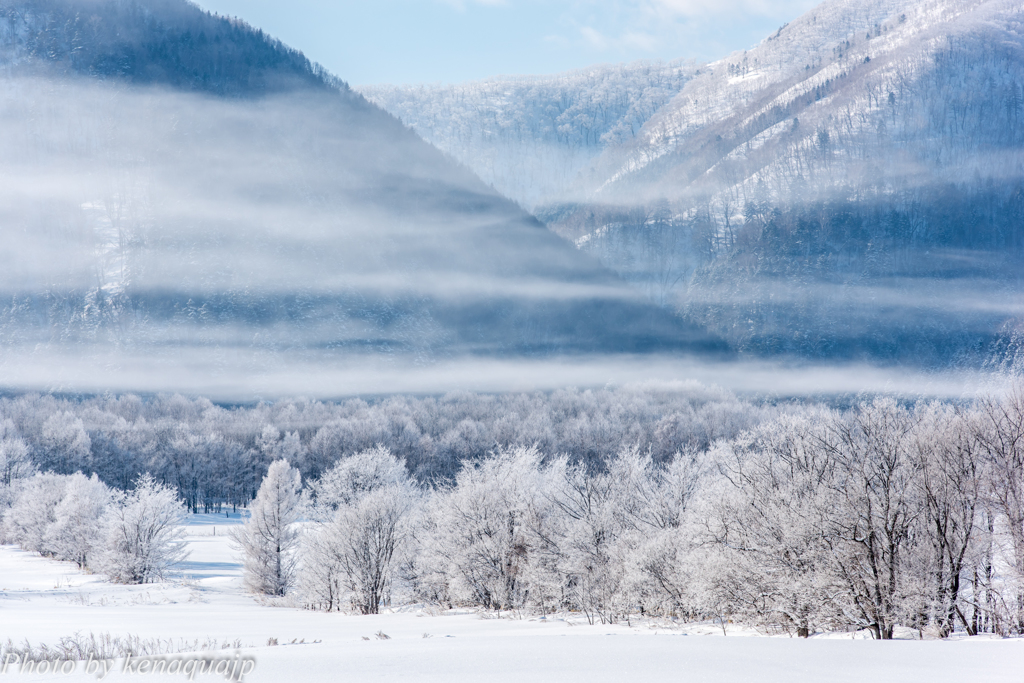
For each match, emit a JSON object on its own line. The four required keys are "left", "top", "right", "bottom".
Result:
{"left": 232, "top": 459, "right": 301, "bottom": 596}
{"left": 97, "top": 475, "right": 188, "bottom": 584}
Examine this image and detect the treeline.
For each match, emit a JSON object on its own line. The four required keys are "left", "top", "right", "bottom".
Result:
{"left": 235, "top": 387, "right": 1024, "bottom": 639}
{"left": 3, "top": 384, "right": 1024, "bottom": 637}
{"left": 1, "top": 473, "right": 186, "bottom": 583}
{"left": 0, "top": 386, "right": 774, "bottom": 508}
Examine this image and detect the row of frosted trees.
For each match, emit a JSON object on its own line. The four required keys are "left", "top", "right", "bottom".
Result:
{"left": 240, "top": 388, "right": 1024, "bottom": 639}
{"left": 0, "top": 386, "right": 770, "bottom": 507}
{"left": 0, "top": 473, "right": 187, "bottom": 584}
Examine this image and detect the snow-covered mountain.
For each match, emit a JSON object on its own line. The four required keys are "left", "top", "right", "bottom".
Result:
{"left": 361, "top": 61, "right": 696, "bottom": 210}
{"left": 0, "top": 0, "right": 723, "bottom": 397}
{"left": 577, "top": 0, "right": 1013, "bottom": 204}
{"left": 367, "top": 0, "right": 1024, "bottom": 367}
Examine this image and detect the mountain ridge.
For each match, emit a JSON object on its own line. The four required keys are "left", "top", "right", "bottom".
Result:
{"left": 364, "top": 0, "right": 1024, "bottom": 368}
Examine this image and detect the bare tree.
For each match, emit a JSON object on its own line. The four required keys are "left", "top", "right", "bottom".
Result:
{"left": 914, "top": 403, "right": 982, "bottom": 636}
{"left": 827, "top": 399, "right": 922, "bottom": 640}
{"left": 975, "top": 384, "right": 1024, "bottom": 633}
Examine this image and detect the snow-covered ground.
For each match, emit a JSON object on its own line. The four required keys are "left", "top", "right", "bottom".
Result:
{"left": 1, "top": 514, "right": 1021, "bottom": 682}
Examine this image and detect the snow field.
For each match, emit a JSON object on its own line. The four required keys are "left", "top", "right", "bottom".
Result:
{"left": 1, "top": 513, "right": 1022, "bottom": 683}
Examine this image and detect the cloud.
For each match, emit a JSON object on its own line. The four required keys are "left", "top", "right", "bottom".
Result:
{"left": 579, "top": 26, "right": 609, "bottom": 49}
{"left": 544, "top": 0, "right": 821, "bottom": 61}
{"left": 436, "top": 0, "right": 508, "bottom": 9}
{"left": 579, "top": 26, "right": 659, "bottom": 52}
{"left": 648, "top": 0, "right": 810, "bottom": 19}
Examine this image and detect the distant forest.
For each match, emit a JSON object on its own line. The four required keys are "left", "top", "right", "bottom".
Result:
{"left": 0, "top": 386, "right": 777, "bottom": 509}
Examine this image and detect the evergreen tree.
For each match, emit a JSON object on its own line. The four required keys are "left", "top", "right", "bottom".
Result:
{"left": 233, "top": 459, "right": 301, "bottom": 596}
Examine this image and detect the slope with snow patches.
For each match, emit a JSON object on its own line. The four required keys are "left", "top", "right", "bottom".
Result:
{"left": 1, "top": 514, "right": 1022, "bottom": 683}
{"left": 360, "top": 61, "right": 696, "bottom": 210}
{"left": 586, "top": 0, "right": 1014, "bottom": 205}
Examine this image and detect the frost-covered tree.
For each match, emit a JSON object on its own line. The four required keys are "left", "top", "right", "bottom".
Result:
{"left": 1, "top": 473, "right": 67, "bottom": 552}
{"left": 303, "top": 447, "right": 416, "bottom": 613}
{"left": 539, "top": 454, "right": 632, "bottom": 623}
{"left": 537, "top": 446, "right": 702, "bottom": 623}
{"left": 912, "top": 402, "right": 983, "bottom": 637}
{"left": 0, "top": 420, "right": 34, "bottom": 488}
{"left": 306, "top": 445, "right": 409, "bottom": 519}
{"left": 975, "top": 383, "right": 1024, "bottom": 633}
{"left": 98, "top": 474, "right": 188, "bottom": 584}
{"left": 828, "top": 399, "right": 924, "bottom": 640}
{"left": 706, "top": 411, "right": 846, "bottom": 636}
{"left": 39, "top": 412, "right": 91, "bottom": 474}
{"left": 415, "top": 446, "right": 544, "bottom": 610}
{"left": 45, "top": 473, "right": 112, "bottom": 569}
{"left": 233, "top": 459, "right": 301, "bottom": 596}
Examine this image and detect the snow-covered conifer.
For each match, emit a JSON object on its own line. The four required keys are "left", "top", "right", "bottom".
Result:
{"left": 233, "top": 459, "right": 301, "bottom": 596}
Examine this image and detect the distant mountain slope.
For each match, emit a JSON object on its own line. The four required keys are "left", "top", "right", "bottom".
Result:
{"left": 0, "top": 0, "right": 724, "bottom": 397}
{"left": 579, "top": 0, "right": 1002, "bottom": 204}
{"left": 367, "top": 0, "right": 1024, "bottom": 368}
{"left": 559, "top": 0, "right": 1024, "bottom": 366}
{"left": 360, "top": 61, "right": 696, "bottom": 210}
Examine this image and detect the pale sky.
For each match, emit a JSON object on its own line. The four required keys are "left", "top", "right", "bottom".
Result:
{"left": 193, "top": 0, "right": 822, "bottom": 86}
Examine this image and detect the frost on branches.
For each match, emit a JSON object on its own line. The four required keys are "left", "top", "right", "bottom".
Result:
{"left": 2, "top": 383, "right": 1024, "bottom": 638}
{"left": 1, "top": 472, "right": 187, "bottom": 583}
{"left": 232, "top": 459, "right": 302, "bottom": 596}
{"left": 98, "top": 475, "right": 188, "bottom": 584}
{"left": 302, "top": 447, "right": 417, "bottom": 614}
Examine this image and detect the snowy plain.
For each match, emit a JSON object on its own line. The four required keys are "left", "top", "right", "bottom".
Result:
{"left": 1, "top": 514, "right": 1021, "bottom": 683}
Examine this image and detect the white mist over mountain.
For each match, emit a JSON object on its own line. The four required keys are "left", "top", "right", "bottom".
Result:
{"left": 364, "top": 0, "right": 1024, "bottom": 370}
{"left": 0, "top": 0, "right": 727, "bottom": 400}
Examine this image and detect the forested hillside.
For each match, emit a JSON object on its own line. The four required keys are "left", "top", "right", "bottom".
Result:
{"left": 368, "top": 0, "right": 1024, "bottom": 369}
{"left": 0, "top": 0, "right": 339, "bottom": 94}
{"left": 362, "top": 61, "right": 696, "bottom": 209}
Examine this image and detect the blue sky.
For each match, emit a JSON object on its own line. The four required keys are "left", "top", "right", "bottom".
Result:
{"left": 194, "top": 0, "right": 820, "bottom": 86}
